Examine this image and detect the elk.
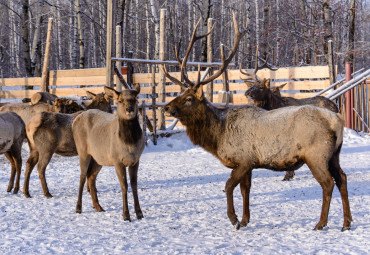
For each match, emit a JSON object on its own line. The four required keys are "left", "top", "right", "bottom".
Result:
{"left": 23, "top": 91, "right": 112, "bottom": 198}
{"left": 163, "top": 13, "right": 351, "bottom": 231}
{"left": 30, "top": 92, "right": 58, "bottom": 105}
{"left": 72, "top": 85, "right": 144, "bottom": 221}
{"left": 0, "top": 98, "right": 78, "bottom": 125}
{"left": 240, "top": 61, "right": 339, "bottom": 181}
{"left": 0, "top": 112, "right": 26, "bottom": 194}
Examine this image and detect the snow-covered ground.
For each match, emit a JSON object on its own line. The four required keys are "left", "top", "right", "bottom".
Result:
{"left": 0, "top": 128, "right": 369, "bottom": 254}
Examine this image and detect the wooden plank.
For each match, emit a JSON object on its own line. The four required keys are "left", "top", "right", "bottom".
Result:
{"left": 231, "top": 66, "right": 330, "bottom": 80}
{"left": 0, "top": 77, "right": 42, "bottom": 87}
{"left": 48, "top": 87, "right": 106, "bottom": 97}
{"left": 48, "top": 76, "right": 107, "bottom": 86}
{"left": 0, "top": 90, "right": 40, "bottom": 99}
{"left": 48, "top": 68, "right": 106, "bottom": 78}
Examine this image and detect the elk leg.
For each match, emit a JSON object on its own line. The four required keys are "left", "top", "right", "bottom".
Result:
{"left": 239, "top": 170, "right": 252, "bottom": 227}
{"left": 328, "top": 150, "right": 352, "bottom": 231}
{"left": 307, "top": 160, "right": 334, "bottom": 230}
{"left": 12, "top": 152, "right": 22, "bottom": 194}
{"left": 128, "top": 162, "right": 143, "bottom": 220}
{"left": 23, "top": 150, "right": 39, "bottom": 198}
{"left": 87, "top": 159, "right": 104, "bottom": 212}
{"left": 76, "top": 155, "right": 91, "bottom": 213}
{"left": 282, "top": 170, "right": 295, "bottom": 181}
{"left": 37, "top": 152, "right": 55, "bottom": 198}
{"left": 5, "top": 152, "right": 16, "bottom": 193}
{"left": 225, "top": 165, "right": 249, "bottom": 229}
{"left": 115, "top": 163, "right": 130, "bottom": 221}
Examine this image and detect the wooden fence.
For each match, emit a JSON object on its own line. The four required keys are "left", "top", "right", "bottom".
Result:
{"left": 0, "top": 65, "right": 338, "bottom": 128}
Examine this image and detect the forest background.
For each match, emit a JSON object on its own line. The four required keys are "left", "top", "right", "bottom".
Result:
{"left": 0, "top": 0, "right": 368, "bottom": 79}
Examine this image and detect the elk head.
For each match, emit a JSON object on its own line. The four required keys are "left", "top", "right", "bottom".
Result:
{"left": 164, "top": 12, "right": 247, "bottom": 122}
{"left": 104, "top": 85, "right": 140, "bottom": 120}
{"left": 85, "top": 91, "right": 112, "bottom": 113}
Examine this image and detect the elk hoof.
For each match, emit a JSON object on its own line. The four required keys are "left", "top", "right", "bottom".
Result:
{"left": 13, "top": 188, "right": 19, "bottom": 194}
{"left": 76, "top": 206, "right": 82, "bottom": 214}
{"left": 24, "top": 192, "right": 32, "bottom": 198}
{"left": 233, "top": 220, "right": 241, "bottom": 230}
{"left": 342, "top": 226, "right": 351, "bottom": 231}
{"left": 136, "top": 213, "right": 144, "bottom": 220}
{"left": 7, "top": 187, "right": 13, "bottom": 192}
{"left": 45, "top": 193, "right": 53, "bottom": 198}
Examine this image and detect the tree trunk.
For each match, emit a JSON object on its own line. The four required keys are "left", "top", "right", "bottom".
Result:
{"left": 348, "top": 0, "right": 356, "bottom": 64}
{"left": 21, "top": 0, "right": 32, "bottom": 77}
{"left": 31, "top": 0, "right": 44, "bottom": 76}
{"left": 76, "top": 0, "right": 85, "bottom": 68}
{"left": 323, "top": 0, "right": 333, "bottom": 64}
{"left": 150, "top": 0, "right": 160, "bottom": 60}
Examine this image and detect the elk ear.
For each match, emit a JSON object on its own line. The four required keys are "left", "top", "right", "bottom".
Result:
{"left": 195, "top": 85, "right": 204, "bottom": 100}
{"left": 86, "top": 91, "right": 96, "bottom": 100}
{"left": 133, "top": 83, "right": 141, "bottom": 95}
{"left": 243, "top": 80, "right": 254, "bottom": 88}
{"left": 264, "top": 79, "right": 271, "bottom": 89}
{"left": 104, "top": 86, "right": 119, "bottom": 100}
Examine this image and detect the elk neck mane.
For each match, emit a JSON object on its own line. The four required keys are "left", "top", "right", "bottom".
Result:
{"left": 118, "top": 116, "right": 142, "bottom": 145}
{"left": 183, "top": 99, "right": 226, "bottom": 156}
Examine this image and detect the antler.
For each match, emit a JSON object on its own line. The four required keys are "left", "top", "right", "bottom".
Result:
{"left": 240, "top": 45, "right": 279, "bottom": 82}
{"left": 163, "top": 12, "right": 247, "bottom": 91}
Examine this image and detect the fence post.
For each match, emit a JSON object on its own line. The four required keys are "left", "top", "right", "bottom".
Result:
{"left": 206, "top": 18, "right": 213, "bottom": 102}
{"left": 105, "top": 0, "right": 113, "bottom": 88}
{"left": 40, "top": 18, "right": 53, "bottom": 92}
{"left": 151, "top": 65, "right": 157, "bottom": 145}
{"left": 116, "top": 25, "right": 122, "bottom": 91}
{"left": 127, "top": 51, "right": 134, "bottom": 86}
{"left": 345, "top": 62, "right": 353, "bottom": 129}
{"left": 157, "top": 8, "right": 166, "bottom": 130}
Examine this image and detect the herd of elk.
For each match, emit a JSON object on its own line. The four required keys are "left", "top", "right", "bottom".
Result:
{"left": 163, "top": 12, "right": 351, "bottom": 231}
{"left": 23, "top": 91, "right": 112, "bottom": 198}
{"left": 0, "top": 13, "right": 352, "bottom": 231}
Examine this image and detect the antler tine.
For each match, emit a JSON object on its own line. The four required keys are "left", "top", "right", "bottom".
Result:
{"left": 174, "top": 45, "right": 193, "bottom": 86}
{"left": 239, "top": 63, "right": 257, "bottom": 82}
{"left": 162, "top": 65, "right": 188, "bottom": 90}
{"left": 195, "top": 11, "right": 248, "bottom": 88}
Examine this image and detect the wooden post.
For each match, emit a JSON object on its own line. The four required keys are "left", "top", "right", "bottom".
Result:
{"left": 206, "top": 18, "right": 213, "bottom": 102}
{"left": 142, "top": 100, "right": 147, "bottom": 145}
{"left": 328, "top": 40, "right": 336, "bottom": 85}
{"left": 40, "top": 18, "right": 53, "bottom": 92}
{"left": 106, "top": 0, "right": 113, "bottom": 88}
{"left": 116, "top": 25, "right": 123, "bottom": 91}
{"left": 127, "top": 51, "right": 134, "bottom": 86}
{"left": 345, "top": 62, "right": 353, "bottom": 129}
{"left": 220, "top": 44, "right": 229, "bottom": 93}
{"left": 157, "top": 8, "right": 166, "bottom": 130}
{"left": 151, "top": 65, "right": 157, "bottom": 145}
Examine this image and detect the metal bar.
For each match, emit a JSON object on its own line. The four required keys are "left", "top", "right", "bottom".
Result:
{"left": 315, "top": 68, "right": 364, "bottom": 97}
{"left": 112, "top": 57, "right": 236, "bottom": 68}
{"left": 353, "top": 108, "right": 370, "bottom": 133}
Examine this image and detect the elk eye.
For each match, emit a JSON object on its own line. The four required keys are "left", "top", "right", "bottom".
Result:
{"left": 184, "top": 97, "right": 192, "bottom": 104}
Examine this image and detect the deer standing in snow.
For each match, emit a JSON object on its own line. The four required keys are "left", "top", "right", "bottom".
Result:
{"left": 163, "top": 13, "right": 352, "bottom": 231}
{"left": 72, "top": 85, "right": 144, "bottom": 221}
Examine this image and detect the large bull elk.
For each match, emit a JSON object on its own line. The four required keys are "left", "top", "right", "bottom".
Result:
{"left": 72, "top": 85, "right": 144, "bottom": 221}
{"left": 163, "top": 12, "right": 352, "bottom": 231}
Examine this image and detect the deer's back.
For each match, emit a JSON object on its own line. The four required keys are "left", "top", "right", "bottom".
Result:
{"left": 0, "top": 112, "right": 25, "bottom": 153}
{"left": 0, "top": 103, "right": 50, "bottom": 125}
{"left": 218, "top": 105, "right": 343, "bottom": 169}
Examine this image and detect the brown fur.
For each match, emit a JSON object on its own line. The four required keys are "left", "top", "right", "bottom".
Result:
{"left": 30, "top": 92, "right": 58, "bottom": 105}
{"left": 245, "top": 79, "right": 339, "bottom": 181}
{"left": 0, "top": 112, "right": 26, "bottom": 194}
{"left": 72, "top": 85, "right": 144, "bottom": 221}
{"left": 165, "top": 86, "right": 352, "bottom": 231}
{"left": 23, "top": 92, "right": 112, "bottom": 198}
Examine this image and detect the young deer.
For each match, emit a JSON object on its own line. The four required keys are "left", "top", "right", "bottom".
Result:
{"left": 240, "top": 61, "right": 339, "bottom": 181}
{"left": 0, "top": 112, "right": 26, "bottom": 194}
{"left": 163, "top": 13, "right": 351, "bottom": 231}
{"left": 24, "top": 91, "right": 112, "bottom": 198}
{"left": 72, "top": 85, "right": 144, "bottom": 221}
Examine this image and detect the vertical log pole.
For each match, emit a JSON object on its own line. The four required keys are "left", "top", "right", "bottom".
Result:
{"left": 345, "top": 62, "right": 353, "bottom": 129}
{"left": 106, "top": 0, "right": 113, "bottom": 88}
{"left": 142, "top": 100, "right": 147, "bottom": 145}
{"left": 40, "top": 18, "right": 53, "bottom": 92}
{"left": 116, "top": 25, "right": 123, "bottom": 91}
{"left": 157, "top": 9, "right": 166, "bottom": 130}
{"left": 328, "top": 40, "right": 336, "bottom": 85}
{"left": 206, "top": 18, "right": 213, "bottom": 102}
{"left": 151, "top": 65, "right": 157, "bottom": 145}
{"left": 127, "top": 51, "right": 134, "bottom": 87}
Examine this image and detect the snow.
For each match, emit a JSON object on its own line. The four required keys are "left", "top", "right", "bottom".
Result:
{"left": 0, "top": 128, "right": 369, "bottom": 254}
